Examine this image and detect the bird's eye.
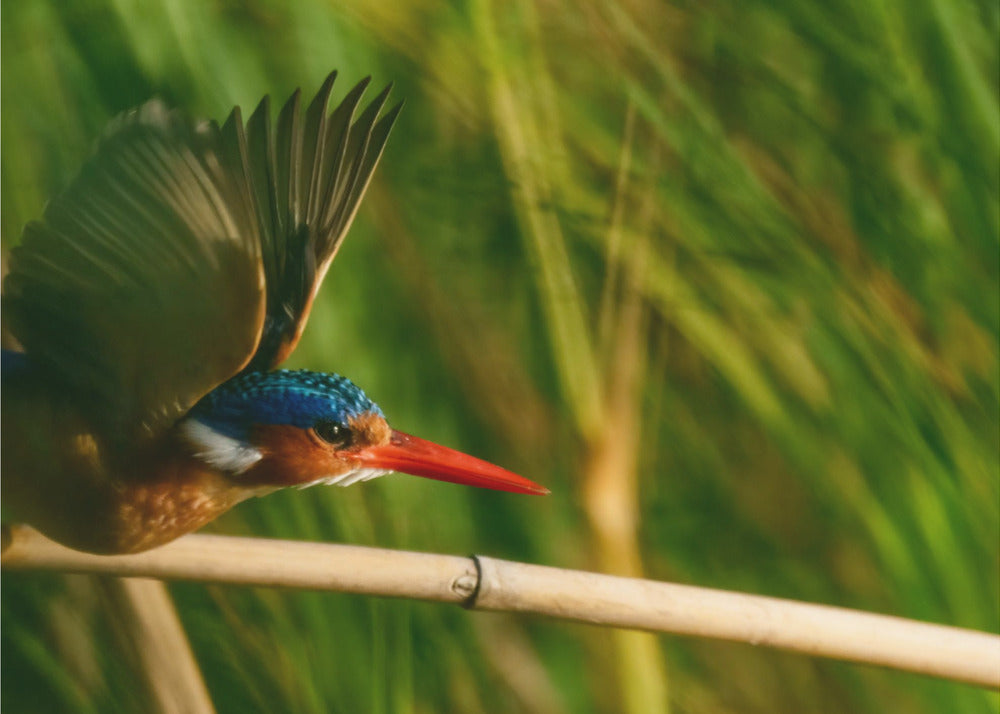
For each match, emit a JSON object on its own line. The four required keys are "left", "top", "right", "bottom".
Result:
{"left": 314, "top": 420, "right": 352, "bottom": 448}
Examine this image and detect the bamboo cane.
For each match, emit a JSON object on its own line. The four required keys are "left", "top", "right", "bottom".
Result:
{"left": 3, "top": 525, "right": 998, "bottom": 688}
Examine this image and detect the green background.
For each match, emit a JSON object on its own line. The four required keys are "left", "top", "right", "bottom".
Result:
{"left": 2, "top": 1, "right": 998, "bottom": 712}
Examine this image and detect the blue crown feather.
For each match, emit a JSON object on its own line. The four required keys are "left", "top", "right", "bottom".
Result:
{"left": 189, "top": 369, "right": 382, "bottom": 439}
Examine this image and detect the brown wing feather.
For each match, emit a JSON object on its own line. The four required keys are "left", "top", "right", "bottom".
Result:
{"left": 3, "top": 101, "right": 266, "bottom": 442}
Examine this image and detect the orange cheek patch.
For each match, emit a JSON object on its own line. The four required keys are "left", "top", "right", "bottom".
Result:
{"left": 243, "top": 424, "right": 353, "bottom": 486}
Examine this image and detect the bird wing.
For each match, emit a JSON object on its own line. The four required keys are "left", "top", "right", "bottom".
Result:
{"left": 218, "top": 73, "right": 402, "bottom": 372}
{"left": 3, "top": 73, "right": 399, "bottom": 443}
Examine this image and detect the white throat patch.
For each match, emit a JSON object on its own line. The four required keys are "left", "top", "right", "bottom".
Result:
{"left": 296, "top": 467, "right": 389, "bottom": 490}
{"left": 180, "top": 419, "right": 263, "bottom": 474}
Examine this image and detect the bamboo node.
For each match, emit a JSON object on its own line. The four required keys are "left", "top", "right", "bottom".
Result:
{"left": 456, "top": 554, "right": 486, "bottom": 608}
{"left": 452, "top": 572, "right": 479, "bottom": 601}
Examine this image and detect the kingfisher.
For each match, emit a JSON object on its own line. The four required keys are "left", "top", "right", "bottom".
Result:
{"left": 1, "top": 72, "right": 547, "bottom": 555}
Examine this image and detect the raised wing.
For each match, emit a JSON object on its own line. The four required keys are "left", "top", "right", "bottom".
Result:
{"left": 3, "top": 73, "right": 400, "bottom": 443}
{"left": 215, "top": 73, "right": 402, "bottom": 371}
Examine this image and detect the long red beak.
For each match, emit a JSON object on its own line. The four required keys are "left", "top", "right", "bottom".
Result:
{"left": 353, "top": 430, "right": 549, "bottom": 495}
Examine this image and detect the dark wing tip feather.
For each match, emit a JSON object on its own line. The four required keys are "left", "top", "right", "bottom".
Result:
{"left": 239, "top": 75, "right": 401, "bottom": 371}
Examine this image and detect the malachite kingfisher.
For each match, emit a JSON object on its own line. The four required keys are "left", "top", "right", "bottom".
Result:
{"left": 2, "top": 72, "right": 548, "bottom": 555}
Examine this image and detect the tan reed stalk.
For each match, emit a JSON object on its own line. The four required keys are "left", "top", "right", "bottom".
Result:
{"left": 4, "top": 525, "right": 998, "bottom": 689}
{"left": 106, "top": 578, "right": 216, "bottom": 714}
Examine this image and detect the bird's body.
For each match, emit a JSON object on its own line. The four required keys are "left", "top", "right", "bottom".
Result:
{"left": 3, "top": 357, "right": 249, "bottom": 553}
{"left": 2, "top": 73, "right": 546, "bottom": 554}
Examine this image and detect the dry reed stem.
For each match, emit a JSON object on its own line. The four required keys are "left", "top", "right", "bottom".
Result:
{"left": 3, "top": 525, "right": 998, "bottom": 689}
{"left": 108, "top": 578, "right": 215, "bottom": 714}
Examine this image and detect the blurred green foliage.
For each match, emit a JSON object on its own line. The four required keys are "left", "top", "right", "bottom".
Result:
{"left": 2, "top": 1, "right": 998, "bottom": 713}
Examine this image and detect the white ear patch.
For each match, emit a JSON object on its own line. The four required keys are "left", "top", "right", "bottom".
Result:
{"left": 180, "top": 419, "right": 263, "bottom": 474}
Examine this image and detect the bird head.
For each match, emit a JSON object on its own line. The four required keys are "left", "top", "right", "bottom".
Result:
{"left": 179, "top": 370, "right": 548, "bottom": 495}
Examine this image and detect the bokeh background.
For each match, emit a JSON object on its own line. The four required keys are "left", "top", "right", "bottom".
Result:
{"left": 2, "top": 1, "right": 998, "bottom": 712}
